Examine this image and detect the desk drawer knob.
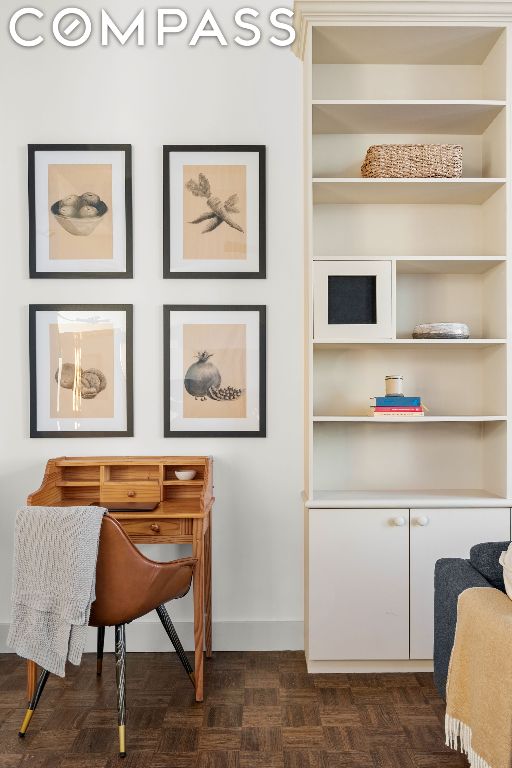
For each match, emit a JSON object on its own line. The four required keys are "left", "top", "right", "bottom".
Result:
{"left": 127, "top": 490, "right": 136, "bottom": 498}
{"left": 150, "top": 524, "right": 160, "bottom": 533}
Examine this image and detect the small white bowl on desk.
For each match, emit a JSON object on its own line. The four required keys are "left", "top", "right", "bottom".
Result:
{"left": 175, "top": 470, "right": 197, "bottom": 481}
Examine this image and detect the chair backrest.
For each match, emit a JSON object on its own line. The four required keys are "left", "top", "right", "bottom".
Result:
{"left": 89, "top": 515, "right": 196, "bottom": 627}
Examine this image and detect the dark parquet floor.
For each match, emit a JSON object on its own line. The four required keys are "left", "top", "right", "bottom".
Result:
{"left": 0, "top": 651, "right": 468, "bottom": 767}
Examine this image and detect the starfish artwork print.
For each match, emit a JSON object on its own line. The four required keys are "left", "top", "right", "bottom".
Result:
{"left": 164, "top": 146, "right": 266, "bottom": 278}
{"left": 183, "top": 164, "right": 247, "bottom": 261}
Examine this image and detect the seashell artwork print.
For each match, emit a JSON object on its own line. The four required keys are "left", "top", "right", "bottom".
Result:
{"left": 55, "top": 363, "right": 107, "bottom": 399}
{"left": 51, "top": 192, "right": 108, "bottom": 237}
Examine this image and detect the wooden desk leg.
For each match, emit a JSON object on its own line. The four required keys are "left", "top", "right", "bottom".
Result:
{"left": 27, "top": 660, "right": 38, "bottom": 701}
{"left": 205, "top": 510, "right": 213, "bottom": 659}
{"left": 192, "top": 519, "right": 205, "bottom": 703}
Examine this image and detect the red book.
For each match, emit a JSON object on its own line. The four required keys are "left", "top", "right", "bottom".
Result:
{"left": 374, "top": 406, "right": 423, "bottom": 412}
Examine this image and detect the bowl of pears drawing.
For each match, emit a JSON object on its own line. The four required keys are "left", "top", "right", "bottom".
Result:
{"left": 51, "top": 192, "right": 108, "bottom": 236}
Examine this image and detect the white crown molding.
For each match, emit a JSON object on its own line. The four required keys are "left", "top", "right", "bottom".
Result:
{"left": 292, "top": 1, "right": 512, "bottom": 59}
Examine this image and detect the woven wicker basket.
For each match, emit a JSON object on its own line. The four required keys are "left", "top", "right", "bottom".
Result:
{"left": 361, "top": 144, "right": 463, "bottom": 178}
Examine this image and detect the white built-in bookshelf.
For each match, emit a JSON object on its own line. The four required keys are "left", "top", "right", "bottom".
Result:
{"left": 296, "top": 3, "right": 512, "bottom": 671}
{"left": 305, "top": 19, "right": 511, "bottom": 505}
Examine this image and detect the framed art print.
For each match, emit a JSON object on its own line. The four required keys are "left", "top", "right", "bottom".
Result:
{"left": 29, "top": 144, "right": 133, "bottom": 278}
{"left": 164, "top": 305, "right": 266, "bottom": 437}
{"left": 29, "top": 304, "right": 133, "bottom": 437}
{"left": 313, "top": 261, "right": 393, "bottom": 340}
{"left": 163, "top": 145, "right": 266, "bottom": 279}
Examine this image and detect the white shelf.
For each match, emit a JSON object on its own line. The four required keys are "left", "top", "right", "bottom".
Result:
{"left": 313, "top": 258, "right": 506, "bottom": 274}
{"left": 313, "top": 339, "right": 506, "bottom": 349}
{"left": 314, "top": 195, "right": 506, "bottom": 258}
{"left": 312, "top": 101, "right": 505, "bottom": 135}
{"left": 313, "top": 178, "right": 505, "bottom": 205}
{"left": 314, "top": 343, "right": 507, "bottom": 426}
{"left": 395, "top": 258, "right": 505, "bottom": 275}
{"left": 305, "top": 489, "right": 510, "bottom": 509}
{"left": 313, "top": 416, "right": 506, "bottom": 423}
{"left": 312, "top": 27, "right": 503, "bottom": 66}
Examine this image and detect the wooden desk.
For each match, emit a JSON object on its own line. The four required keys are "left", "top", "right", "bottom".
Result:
{"left": 26, "top": 455, "right": 214, "bottom": 702}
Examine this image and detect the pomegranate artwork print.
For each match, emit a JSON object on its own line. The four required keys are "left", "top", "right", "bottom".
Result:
{"left": 164, "top": 306, "right": 265, "bottom": 437}
{"left": 184, "top": 351, "right": 242, "bottom": 402}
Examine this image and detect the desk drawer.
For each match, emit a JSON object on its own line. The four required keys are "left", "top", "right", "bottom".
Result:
{"left": 120, "top": 518, "right": 182, "bottom": 540}
{"left": 101, "top": 481, "right": 160, "bottom": 504}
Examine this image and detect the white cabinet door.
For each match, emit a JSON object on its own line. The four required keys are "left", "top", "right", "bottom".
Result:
{"left": 309, "top": 508, "right": 409, "bottom": 660}
{"left": 410, "top": 507, "right": 510, "bottom": 660}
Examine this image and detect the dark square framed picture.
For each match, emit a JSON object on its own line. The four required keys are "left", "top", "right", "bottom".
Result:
{"left": 29, "top": 304, "right": 133, "bottom": 437}
{"left": 313, "top": 260, "right": 393, "bottom": 340}
{"left": 28, "top": 144, "right": 133, "bottom": 278}
{"left": 163, "top": 145, "right": 266, "bottom": 279}
{"left": 164, "top": 305, "right": 266, "bottom": 437}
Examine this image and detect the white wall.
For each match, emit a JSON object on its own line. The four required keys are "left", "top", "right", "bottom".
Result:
{"left": 0, "top": 1, "right": 303, "bottom": 651}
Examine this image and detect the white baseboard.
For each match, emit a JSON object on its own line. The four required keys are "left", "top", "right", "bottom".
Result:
{"left": 306, "top": 658, "right": 433, "bottom": 673}
{"left": 0, "top": 620, "right": 304, "bottom": 654}
{"left": 0, "top": 623, "right": 436, "bottom": 673}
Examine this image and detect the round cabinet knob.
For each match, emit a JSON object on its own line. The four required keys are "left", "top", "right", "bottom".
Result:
{"left": 391, "top": 516, "right": 406, "bottom": 527}
{"left": 416, "top": 515, "right": 430, "bottom": 527}
{"left": 127, "top": 490, "right": 136, "bottom": 498}
{"left": 150, "top": 524, "right": 160, "bottom": 533}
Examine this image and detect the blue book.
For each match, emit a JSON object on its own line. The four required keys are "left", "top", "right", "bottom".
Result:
{"left": 375, "top": 396, "right": 421, "bottom": 407}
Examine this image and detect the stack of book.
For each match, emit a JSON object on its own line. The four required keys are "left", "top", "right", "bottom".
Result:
{"left": 370, "top": 396, "right": 424, "bottom": 417}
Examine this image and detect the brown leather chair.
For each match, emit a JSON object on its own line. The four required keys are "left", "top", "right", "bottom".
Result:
{"left": 18, "top": 515, "right": 197, "bottom": 758}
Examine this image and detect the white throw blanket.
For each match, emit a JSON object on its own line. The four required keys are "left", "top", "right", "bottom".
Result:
{"left": 7, "top": 505, "right": 105, "bottom": 677}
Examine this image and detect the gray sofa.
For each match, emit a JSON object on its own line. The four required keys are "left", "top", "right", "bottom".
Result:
{"left": 434, "top": 540, "right": 509, "bottom": 699}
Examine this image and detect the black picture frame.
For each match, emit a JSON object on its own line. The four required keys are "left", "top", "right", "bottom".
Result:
{"left": 163, "top": 145, "right": 266, "bottom": 279}
{"left": 163, "top": 305, "right": 266, "bottom": 437}
{"left": 28, "top": 144, "right": 133, "bottom": 279}
{"left": 29, "top": 304, "right": 134, "bottom": 438}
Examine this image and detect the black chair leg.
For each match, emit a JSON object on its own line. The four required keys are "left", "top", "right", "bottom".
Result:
{"left": 156, "top": 603, "right": 195, "bottom": 687}
{"left": 18, "top": 668, "right": 50, "bottom": 737}
{"left": 97, "top": 626, "right": 105, "bottom": 676}
{"left": 115, "top": 624, "right": 127, "bottom": 758}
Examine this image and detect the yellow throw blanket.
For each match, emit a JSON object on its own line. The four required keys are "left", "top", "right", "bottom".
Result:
{"left": 446, "top": 587, "right": 512, "bottom": 768}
